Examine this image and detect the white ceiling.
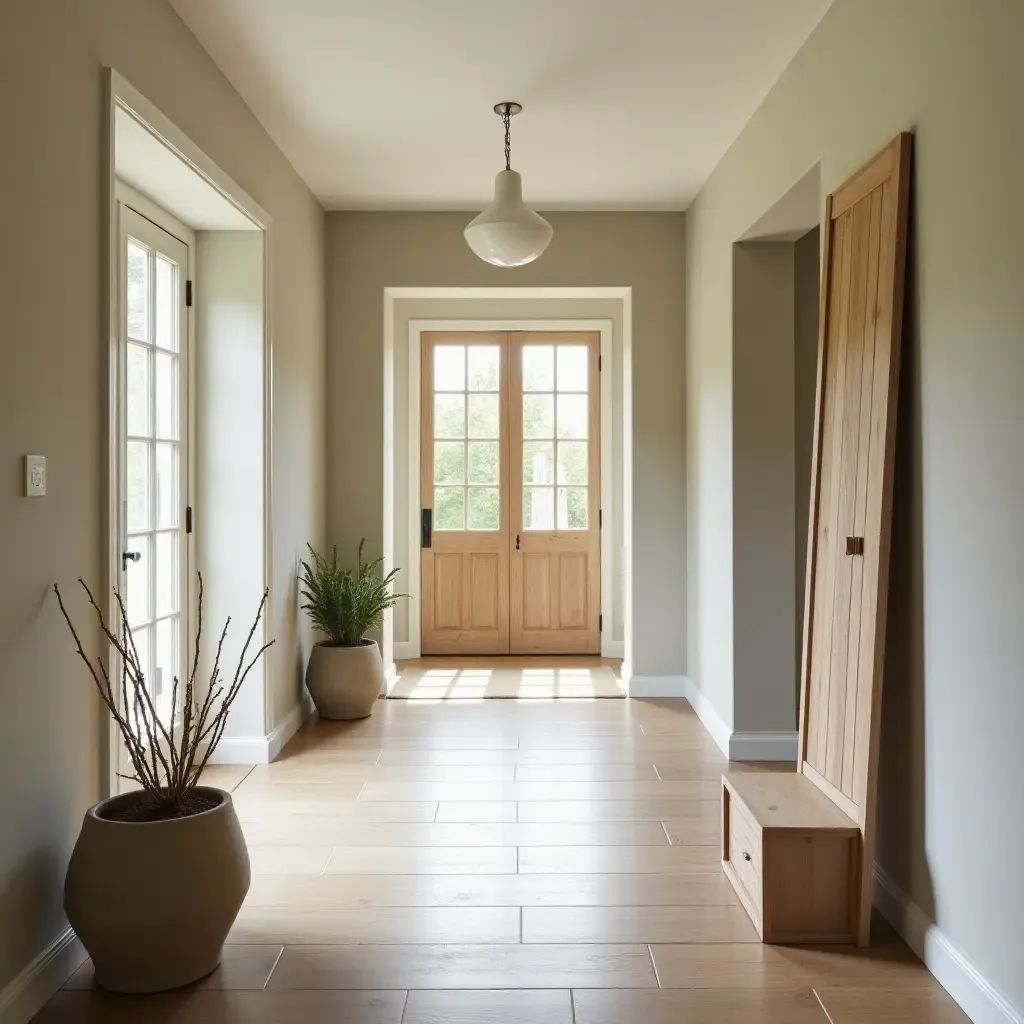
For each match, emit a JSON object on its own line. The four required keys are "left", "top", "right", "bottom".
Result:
{"left": 116, "top": 108, "right": 257, "bottom": 230}
{"left": 168, "top": 0, "right": 832, "bottom": 210}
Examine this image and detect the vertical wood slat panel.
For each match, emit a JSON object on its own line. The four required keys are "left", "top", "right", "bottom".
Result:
{"left": 840, "top": 186, "right": 884, "bottom": 798}
{"left": 808, "top": 211, "right": 854, "bottom": 775}
{"left": 806, "top": 214, "right": 846, "bottom": 769}
{"left": 852, "top": 179, "right": 899, "bottom": 811}
{"left": 823, "top": 194, "right": 872, "bottom": 787}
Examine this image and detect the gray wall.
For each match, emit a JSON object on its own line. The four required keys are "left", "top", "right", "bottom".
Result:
{"left": 794, "top": 228, "right": 821, "bottom": 698}
{"left": 685, "top": 0, "right": 1023, "bottom": 1009}
{"left": 326, "top": 212, "right": 687, "bottom": 678}
{"left": 0, "top": 0, "right": 325, "bottom": 994}
{"left": 732, "top": 243, "right": 797, "bottom": 734}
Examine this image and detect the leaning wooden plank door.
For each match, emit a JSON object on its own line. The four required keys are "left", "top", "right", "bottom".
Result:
{"left": 421, "top": 333, "right": 510, "bottom": 655}
{"left": 510, "top": 332, "right": 601, "bottom": 654}
{"left": 798, "top": 133, "right": 912, "bottom": 944}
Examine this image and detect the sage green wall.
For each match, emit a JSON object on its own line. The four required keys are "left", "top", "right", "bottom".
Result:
{"left": 0, "top": 0, "right": 325, "bottom": 996}
{"left": 685, "top": 0, "right": 1023, "bottom": 1009}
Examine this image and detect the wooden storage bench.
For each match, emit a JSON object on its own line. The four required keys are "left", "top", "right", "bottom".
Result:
{"left": 721, "top": 770, "right": 861, "bottom": 944}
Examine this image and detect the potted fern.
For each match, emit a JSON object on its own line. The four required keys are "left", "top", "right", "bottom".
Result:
{"left": 300, "top": 540, "right": 405, "bottom": 719}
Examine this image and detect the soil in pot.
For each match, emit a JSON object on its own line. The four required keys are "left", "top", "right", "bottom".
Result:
{"left": 99, "top": 789, "right": 221, "bottom": 822}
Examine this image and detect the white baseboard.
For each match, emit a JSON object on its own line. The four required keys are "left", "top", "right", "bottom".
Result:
{"left": 0, "top": 927, "right": 84, "bottom": 1024}
{"left": 728, "top": 730, "right": 799, "bottom": 761}
{"left": 602, "top": 639, "right": 625, "bottom": 660}
{"left": 208, "top": 692, "right": 314, "bottom": 765}
{"left": 677, "top": 678, "right": 797, "bottom": 761}
{"left": 874, "top": 864, "right": 1021, "bottom": 1024}
{"left": 680, "top": 676, "right": 732, "bottom": 756}
{"left": 626, "top": 673, "right": 688, "bottom": 699}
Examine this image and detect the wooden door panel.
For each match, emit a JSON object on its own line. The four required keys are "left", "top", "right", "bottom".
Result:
{"left": 420, "top": 333, "right": 510, "bottom": 655}
{"left": 521, "top": 554, "right": 551, "bottom": 630}
{"left": 430, "top": 552, "right": 464, "bottom": 629}
{"left": 797, "top": 134, "right": 911, "bottom": 945}
{"left": 469, "top": 552, "right": 500, "bottom": 630}
{"left": 558, "top": 552, "right": 589, "bottom": 629}
{"left": 509, "top": 333, "right": 601, "bottom": 654}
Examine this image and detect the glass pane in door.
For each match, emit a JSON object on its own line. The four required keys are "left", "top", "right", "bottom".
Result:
{"left": 522, "top": 344, "right": 590, "bottom": 530}
{"left": 432, "top": 343, "right": 501, "bottom": 532}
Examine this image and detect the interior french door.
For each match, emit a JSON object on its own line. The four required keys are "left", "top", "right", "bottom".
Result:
{"left": 509, "top": 332, "right": 601, "bottom": 653}
{"left": 420, "top": 333, "right": 511, "bottom": 654}
{"left": 117, "top": 205, "right": 191, "bottom": 763}
{"left": 420, "top": 331, "right": 600, "bottom": 655}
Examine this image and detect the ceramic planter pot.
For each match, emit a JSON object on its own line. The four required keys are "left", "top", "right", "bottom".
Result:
{"left": 306, "top": 639, "right": 383, "bottom": 720}
{"left": 64, "top": 787, "right": 249, "bottom": 993}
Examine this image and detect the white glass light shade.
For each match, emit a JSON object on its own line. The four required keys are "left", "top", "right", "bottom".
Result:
{"left": 464, "top": 169, "right": 553, "bottom": 267}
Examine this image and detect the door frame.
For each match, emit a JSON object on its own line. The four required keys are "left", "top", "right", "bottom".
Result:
{"left": 401, "top": 318, "right": 618, "bottom": 663}
{"left": 103, "top": 69, "right": 274, "bottom": 794}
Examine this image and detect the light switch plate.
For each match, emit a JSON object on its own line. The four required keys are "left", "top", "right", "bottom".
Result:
{"left": 24, "top": 455, "right": 46, "bottom": 497}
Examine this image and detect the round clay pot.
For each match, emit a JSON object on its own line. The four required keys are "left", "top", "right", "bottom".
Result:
{"left": 64, "top": 787, "right": 249, "bottom": 993}
{"left": 306, "top": 639, "right": 383, "bottom": 720}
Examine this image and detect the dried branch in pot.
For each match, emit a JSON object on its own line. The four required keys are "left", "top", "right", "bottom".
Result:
{"left": 54, "top": 573, "right": 274, "bottom": 820}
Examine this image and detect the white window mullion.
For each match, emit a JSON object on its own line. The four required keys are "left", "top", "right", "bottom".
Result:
{"left": 119, "top": 205, "right": 190, "bottom": 741}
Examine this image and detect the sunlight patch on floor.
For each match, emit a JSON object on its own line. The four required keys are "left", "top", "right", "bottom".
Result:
{"left": 388, "top": 665, "right": 624, "bottom": 701}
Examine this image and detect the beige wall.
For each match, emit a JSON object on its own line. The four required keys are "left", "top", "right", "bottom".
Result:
{"left": 0, "top": 0, "right": 325, "bottom": 995}
{"left": 685, "top": 0, "right": 1023, "bottom": 1009}
{"left": 326, "top": 212, "right": 686, "bottom": 677}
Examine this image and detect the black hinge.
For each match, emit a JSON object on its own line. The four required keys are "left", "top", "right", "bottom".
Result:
{"left": 599, "top": 614, "right": 603, "bottom": 632}
{"left": 599, "top": 508, "right": 603, "bottom": 528}
{"left": 598, "top": 354, "right": 602, "bottom": 372}
{"left": 185, "top": 506, "right": 193, "bottom": 534}
{"left": 185, "top": 280, "right": 193, "bottom": 307}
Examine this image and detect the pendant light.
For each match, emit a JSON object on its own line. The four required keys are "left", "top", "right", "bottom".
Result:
{"left": 465, "top": 102, "right": 553, "bottom": 267}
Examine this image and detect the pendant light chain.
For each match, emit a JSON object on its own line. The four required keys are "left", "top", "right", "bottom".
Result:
{"left": 503, "top": 107, "right": 512, "bottom": 171}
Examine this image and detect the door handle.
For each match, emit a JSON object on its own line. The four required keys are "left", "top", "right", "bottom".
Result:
{"left": 122, "top": 549, "right": 141, "bottom": 571}
{"left": 421, "top": 509, "right": 433, "bottom": 549}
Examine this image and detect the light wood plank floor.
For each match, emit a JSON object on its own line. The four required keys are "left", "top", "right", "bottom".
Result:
{"left": 35, "top": 689, "right": 968, "bottom": 1023}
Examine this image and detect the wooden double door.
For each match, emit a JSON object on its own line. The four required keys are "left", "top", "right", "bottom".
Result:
{"left": 421, "top": 331, "right": 601, "bottom": 655}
